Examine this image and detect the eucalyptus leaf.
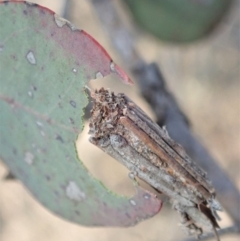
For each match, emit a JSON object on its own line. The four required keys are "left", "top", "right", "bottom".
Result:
{"left": 124, "top": 0, "right": 232, "bottom": 42}
{"left": 0, "top": 1, "right": 162, "bottom": 226}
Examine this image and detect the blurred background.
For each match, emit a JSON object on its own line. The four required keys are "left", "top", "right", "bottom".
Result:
{"left": 0, "top": 0, "right": 239, "bottom": 240}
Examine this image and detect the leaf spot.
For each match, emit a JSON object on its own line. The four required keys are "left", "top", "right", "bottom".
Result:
{"left": 36, "top": 121, "right": 43, "bottom": 127}
{"left": 24, "top": 152, "right": 34, "bottom": 165}
{"left": 72, "top": 68, "right": 77, "bottom": 73}
{"left": 110, "top": 61, "right": 115, "bottom": 72}
{"left": 40, "top": 130, "right": 45, "bottom": 137}
{"left": 0, "top": 44, "right": 3, "bottom": 53}
{"left": 66, "top": 181, "right": 86, "bottom": 202}
{"left": 31, "top": 85, "right": 37, "bottom": 91}
{"left": 55, "top": 134, "right": 64, "bottom": 143}
{"left": 28, "top": 91, "right": 33, "bottom": 98}
{"left": 26, "top": 51, "right": 36, "bottom": 65}
{"left": 75, "top": 210, "right": 81, "bottom": 216}
{"left": 129, "top": 199, "right": 137, "bottom": 206}
{"left": 45, "top": 175, "right": 51, "bottom": 181}
{"left": 69, "top": 118, "right": 75, "bottom": 124}
{"left": 144, "top": 193, "right": 150, "bottom": 199}
{"left": 12, "top": 148, "right": 17, "bottom": 155}
{"left": 70, "top": 100, "right": 76, "bottom": 108}
{"left": 95, "top": 71, "right": 103, "bottom": 79}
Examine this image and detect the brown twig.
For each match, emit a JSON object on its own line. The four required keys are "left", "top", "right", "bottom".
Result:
{"left": 89, "top": 88, "right": 221, "bottom": 237}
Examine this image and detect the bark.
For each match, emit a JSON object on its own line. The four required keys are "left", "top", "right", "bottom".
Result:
{"left": 89, "top": 88, "right": 222, "bottom": 238}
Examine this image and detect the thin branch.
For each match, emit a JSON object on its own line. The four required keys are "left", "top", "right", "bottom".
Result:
{"left": 62, "top": 0, "right": 72, "bottom": 20}
{"left": 90, "top": 0, "right": 240, "bottom": 231}
{"left": 90, "top": 0, "right": 142, "bottom": 67}
{"left": 182, "top": 225, "right": 239, "bottom": 241}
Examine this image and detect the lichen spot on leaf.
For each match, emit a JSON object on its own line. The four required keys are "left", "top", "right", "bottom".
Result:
{"left": 65, "top": 181, "right": 86, "bottom": 202}
{"left": 26, "top": 51, "right": 36, "bottom": 65}
{"left": 129, "top": 199, "right": 137, "bottom": 206}
{"left": 24, "top": 152, "right": 34, "bottom": 165}
{"left": 95, "top": 71, "right": 104, "bottom": 79}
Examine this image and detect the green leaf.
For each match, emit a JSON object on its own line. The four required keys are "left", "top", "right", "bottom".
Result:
{"left": 124, "top": 0, "right": 232, "bottom": 43}
{"left": 0, "top": 1, "right": 162, "bottom": 226}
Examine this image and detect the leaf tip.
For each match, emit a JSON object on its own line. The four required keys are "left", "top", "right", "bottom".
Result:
{"left": 110, "top": 61, "right": 133, "bottom": 85}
